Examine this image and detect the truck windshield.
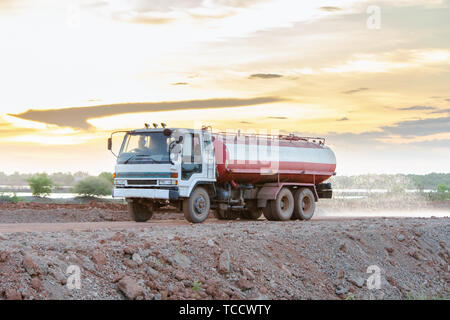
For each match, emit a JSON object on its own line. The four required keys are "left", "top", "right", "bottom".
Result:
{"left": 118, "top": 132, "right": 173, "bottom": 164}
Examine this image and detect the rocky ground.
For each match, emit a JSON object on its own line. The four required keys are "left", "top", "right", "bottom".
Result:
{"left": 0, "top": 208, "right": 448, "bottom": 300}
{"left": 0, "top": 202, "right": 184, "bottom": 223}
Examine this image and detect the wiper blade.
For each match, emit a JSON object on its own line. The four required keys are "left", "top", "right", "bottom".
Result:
{"left": 123, "top": 155, "right": 136, "bottom": 164}
{"left": 123, "top": 155, "right": 162, "bottom": 164}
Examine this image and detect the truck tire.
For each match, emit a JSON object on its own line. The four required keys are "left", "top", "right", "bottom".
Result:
{"left": 127, "top": 199, "right": 153, "bottom": 222}
{"left": 183, "top": 187, "right": 210, "bottom": 223}
{"left": 241, "top": 208, "right": 263, "bottom": 220}
{"left": 270, "top": 188, "right": 294, "bottom": 221}
{"left": 293, "top": 187, "right": 315, "bottom": 220}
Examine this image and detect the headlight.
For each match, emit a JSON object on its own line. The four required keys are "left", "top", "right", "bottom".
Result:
{"left": 115, "top": 179, "right": 126, "bottom": 186}
{"left": 159, "top": 179, "right": 176, "bottom": 185}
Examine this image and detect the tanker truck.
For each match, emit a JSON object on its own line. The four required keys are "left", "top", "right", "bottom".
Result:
{"left": 108, "top": 124, "right": 336, "bottom": 223}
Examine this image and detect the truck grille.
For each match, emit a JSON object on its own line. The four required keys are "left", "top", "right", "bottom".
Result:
{"left": 127, "top": 179, "right": 157, "bottom": 186}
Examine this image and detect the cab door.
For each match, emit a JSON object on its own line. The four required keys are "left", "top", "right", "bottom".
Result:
{"left": 181, "top": 133, "right": 203, "bottom": 181}
{"left": 202, "top": 130, "right": 216, "bottom": 180}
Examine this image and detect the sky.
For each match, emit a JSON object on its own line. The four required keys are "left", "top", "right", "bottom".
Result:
{"left": 0, "top": 0, "right": 449, "bottom": 175}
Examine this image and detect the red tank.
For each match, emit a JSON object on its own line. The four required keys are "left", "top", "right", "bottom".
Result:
{"left": 213, "top": 133, "right": 336, "bottom": 185}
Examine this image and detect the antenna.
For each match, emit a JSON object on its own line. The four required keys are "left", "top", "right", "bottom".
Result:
{"left": 144, "top": 123, "right": 150, "bottom": 129}
{"left": 161, "top": 123, "right": 167, "bottom": 128}
{"left": 153, "top": 123, "right": 158, "bottom": 128}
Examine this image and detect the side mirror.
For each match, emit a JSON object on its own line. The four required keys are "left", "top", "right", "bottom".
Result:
{"left": 107, "top": 137, "right": 112, "bottom": 150}
{"left": 177, "top": 136, "right": 184, "bottom": 143}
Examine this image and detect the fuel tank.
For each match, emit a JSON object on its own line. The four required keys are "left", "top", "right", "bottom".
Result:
{"left": 212, "top": 133, "right": 336, "bottom": 185}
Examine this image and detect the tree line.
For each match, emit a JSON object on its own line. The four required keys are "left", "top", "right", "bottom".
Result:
{"left": 1, "top": 172, "right": 114, "bottom": 198}
{"left": 1, "top": 172, "right": 449, "bottom": 197}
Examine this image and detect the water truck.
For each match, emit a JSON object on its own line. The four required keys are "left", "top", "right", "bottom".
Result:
{"left": 108, "top": 124, "right": 336, "bottom": 223}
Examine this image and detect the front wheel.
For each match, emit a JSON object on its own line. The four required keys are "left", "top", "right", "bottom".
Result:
{"left": 183, "top": 187, "right": 211, "bottom": 223}
{"left": 127, "top": 199, "right": 153, "bottom": 222}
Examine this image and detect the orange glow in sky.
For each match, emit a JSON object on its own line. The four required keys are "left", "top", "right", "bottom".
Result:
{"left": 0, "top": 0, "right": 449, "bottom": 174}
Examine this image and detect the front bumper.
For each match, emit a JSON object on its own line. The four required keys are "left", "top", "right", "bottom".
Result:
{"left": 113, "top": 188, "right": 179, "bottom": 200}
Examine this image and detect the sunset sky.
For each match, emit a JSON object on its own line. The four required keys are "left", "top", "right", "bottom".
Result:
{"left": 0, "top": 0, "right": 449, "bottom": 175}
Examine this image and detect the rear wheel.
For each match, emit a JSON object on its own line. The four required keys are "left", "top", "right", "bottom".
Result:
{"left": 127, "top": 199, "right": 153, "bottom": 222}
{"left": 270, "top": 188, "right": 294, "bottom": 221}
{"left": 293, "top": 188, "right": 316, "bottom": 220}
{"left": 183, "top": 187, "right": 210, "bottom": 223}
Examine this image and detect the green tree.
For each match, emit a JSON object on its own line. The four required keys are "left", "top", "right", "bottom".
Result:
{"left": 437, "top": 183, "right": 449, "bottom": 193}
{"left": 74, "top": 176, "right": 112, "bottom": 197}
{"left": 436, "top": 183, "right": 450, "bottom": 200}
{"left": 27, "top": 173, "right": 53, "bottom": 197}
{"left": 98, "top": 172, "right": 114, "bottom": 185}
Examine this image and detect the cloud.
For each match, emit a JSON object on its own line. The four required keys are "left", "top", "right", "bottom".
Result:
{"left": 323, "top": 49, "right": 450, "bottom": 74}
{"left": 267, "top": 116, "right": 287, "bottom": 120}
{"left": 380, "top": 116, "right": 450, "bottom": 136}
{"left": 0, "top": 123, "right": 38, "bottom": 137}
{"left": 171, "top": 82, "right": 189, "bottom": 86}
{"left": 119, "top": 15, "right": 176, "bottom": 25}
{"left": 337, "top": 117, "right": 349, "bottom": 121}
{"left": 341, "top": 88, "right": 369, "bottom": 94}
{"left": 407, "top": 139, "right": 450, "bottom": 148}
{"left": 10, "top": 97, "right": 283, "bottom": 130}
{"left": 319, "top": 6, "right": 341, "bottom": 12}
{"left": 430, "top": 108, "right": 450, "bottom": 114}
{"left": 398, "top": 105, "right": 436, "bottom": 111}
{"left": 249, "top": 73, "right": 283, "bottom": 79}
{"left": 306, "top": 116, "right": 450, "bottom": 147}
{"left": 85, "top": 0, "right": 201, "bottom": 25}
{"left": 85, "top": 0, "right": 269, "bottom": 25}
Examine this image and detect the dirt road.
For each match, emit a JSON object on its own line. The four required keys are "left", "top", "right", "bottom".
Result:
{"left": 0, "top": 215, "right": 427, "bottom": 233}
{"left": 0, "top": 201, "right": 448, "bottom": 300}
{"left": 0, "top": 221, "right": 187, "bottom": 233}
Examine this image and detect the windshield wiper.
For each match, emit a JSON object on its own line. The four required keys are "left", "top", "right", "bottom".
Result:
{"left": 123, "top": 155, "right": 136, "bottom": 164}
{"left": 123, "top": 155, "right": 163, "bottom": 164}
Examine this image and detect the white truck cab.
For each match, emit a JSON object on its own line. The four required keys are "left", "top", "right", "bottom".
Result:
{"left": 109, "top": 125, "right": 216, "bottom": 223}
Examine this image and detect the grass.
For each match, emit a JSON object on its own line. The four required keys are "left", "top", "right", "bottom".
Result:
{"left": 405, "top": 291, "right": 450, "bottom": 300}
{"left": 0, "top": 193, "right": 25, "bottom": 204}
{"left": 192, "top": 280, "right": 202, "bottom": 292}
{"left": 345, "top": 293, "right": 355, "bottom": 300}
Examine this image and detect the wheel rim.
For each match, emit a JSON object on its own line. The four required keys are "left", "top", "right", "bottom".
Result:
{"left": 281, "top": 196, "right": 288, "bottom": 211}
{"left": 193, "top": 196, "right": 206, "bottom": 215}
{"left": 302, "top": 195, "right": 312, "bottom": 212}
